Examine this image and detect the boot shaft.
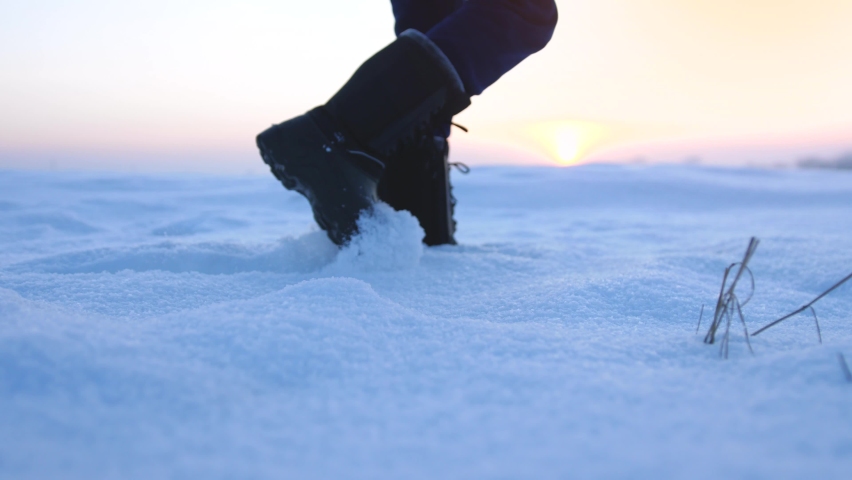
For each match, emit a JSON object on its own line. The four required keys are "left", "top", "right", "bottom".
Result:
{"left": 325, "top": 29, "right": 470, "bottom": 158}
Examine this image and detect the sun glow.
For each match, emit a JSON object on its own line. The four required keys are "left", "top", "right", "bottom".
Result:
{"left": 556, "top": 128, "right": 581, "bottom": 163}
{"left": 524, "top": 121, "right": 612, "bottom": 166}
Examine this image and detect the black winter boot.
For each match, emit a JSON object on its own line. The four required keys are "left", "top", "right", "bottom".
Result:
{"left": 377, "top": 134, "right": 461, "bottom": 246}
{"left": 257, "top": 30, "right": 469, "bottom": 246}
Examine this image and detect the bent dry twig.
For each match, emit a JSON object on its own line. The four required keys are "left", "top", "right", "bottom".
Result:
{"left": 751, "top": 271, "right": 852, "bottom": 342}
{"left": 808, "top": 307, "right": 822, "bottom": 344}
{"left": 703, "top": 237, "right": 759, "bottom": 358}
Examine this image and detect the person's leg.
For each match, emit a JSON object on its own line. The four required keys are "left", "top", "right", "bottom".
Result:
{"left": 257, "top": 2, "right": 557, "bottom": 247}
{"left": 426, "top": 0, "right": 558, "bottom": 96}
{"left": 391, "top": 0, "right": 463, "bottom": 142}
{"left": 379, "top": 1, "right": 558, "bottom": 246}
{"left": 378, "top": 1, "right": 466, "bottom": 247}
{"left": 391, "top": 0, "right": 558, "bottom": 95}
{"left": 257, "top": 30, "right": 469, "bottom": 246}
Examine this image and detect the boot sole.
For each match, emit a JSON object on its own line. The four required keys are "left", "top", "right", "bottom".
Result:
{"left": 256, "top": 115, "right": 379, "bottom": 245}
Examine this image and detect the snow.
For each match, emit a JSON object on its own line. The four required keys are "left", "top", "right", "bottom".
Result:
{"left": 1, "top": 164, "right": 851, "bottom": 479}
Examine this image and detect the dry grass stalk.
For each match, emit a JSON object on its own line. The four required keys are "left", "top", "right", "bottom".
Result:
{"left": 695, "top": 304, "right": 705, "bottom": 334}
{"left": 751, "top": 271, "right": 852, "bottom": 342}
{"left": 838, "top": 354, "right": 852, "bottom": 383}
{"left": 703, "top": 237, "right": 760, "bottom": 358}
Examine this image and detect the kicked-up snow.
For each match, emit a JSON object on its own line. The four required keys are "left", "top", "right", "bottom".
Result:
{"left": 1, "top": 164, "right": 851, "bottom": 479}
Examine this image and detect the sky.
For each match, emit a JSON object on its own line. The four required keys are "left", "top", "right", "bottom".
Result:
{"left": 1, "top": 0, "right": 851, "bottom": 171}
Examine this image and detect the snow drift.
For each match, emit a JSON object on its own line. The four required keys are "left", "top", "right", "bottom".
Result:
{"left": 1, "top": 165, "right": 851, "bottom": 479}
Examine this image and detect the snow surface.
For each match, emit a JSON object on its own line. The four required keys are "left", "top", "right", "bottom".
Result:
{"left": 1, "top": 165, "right": 851, "bottom": 479}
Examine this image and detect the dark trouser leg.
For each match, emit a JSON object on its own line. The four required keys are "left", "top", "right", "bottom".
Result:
{"left": 391, "top": 0, "right": 464, "bottom": 37}
{"left": 392, "top": 0, "right": 559, "bottom": 96}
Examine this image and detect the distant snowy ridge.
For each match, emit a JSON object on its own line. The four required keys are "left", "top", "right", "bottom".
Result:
{"left": 799, "top": 152, "right": 852, "bottom": 171}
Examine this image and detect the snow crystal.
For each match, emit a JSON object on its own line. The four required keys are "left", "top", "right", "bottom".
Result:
{"left": 330, "top": 203, "right": 425, "bottom": 273}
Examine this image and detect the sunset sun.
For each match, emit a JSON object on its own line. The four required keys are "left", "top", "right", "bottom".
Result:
{"left": 523, "top": 120, "right": 611, "bottom": 166}
{"left": 556, "top": 128, "right": 581, "bottom": 164}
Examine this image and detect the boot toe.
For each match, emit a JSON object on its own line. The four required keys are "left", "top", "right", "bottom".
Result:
{"left": 257, "top": 114, "right": 381, "bottom": 246}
